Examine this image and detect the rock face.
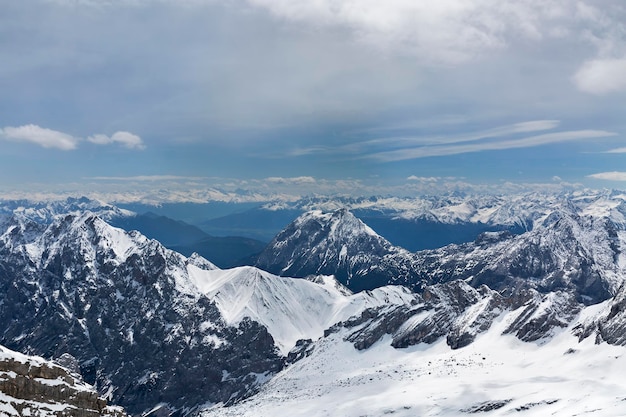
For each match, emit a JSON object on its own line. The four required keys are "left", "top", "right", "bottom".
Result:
{"left": 255, "top": 209, "right": 422, "bottom": 291}
{"left": 409, "top": 210, "right": 624, "bottom": 305}
{"left": 0, "top": 213, "right": 282, "bottom": 415}
{"left": 0, "top": 345, "right": 126, "bottom": 417}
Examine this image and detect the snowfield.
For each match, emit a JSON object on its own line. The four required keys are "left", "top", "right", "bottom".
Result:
{"left": 187, "top": 265, "right": 416, "bottom": 354}
{"left": 202, "top": 305, "right": 626, "bottom": 417}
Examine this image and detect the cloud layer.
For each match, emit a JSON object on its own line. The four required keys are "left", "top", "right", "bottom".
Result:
{"left": 0, "top": 1, "right": 625, "bottom": 190}
{"left": 370, "top": 129, "right": 617, "bottom": 162}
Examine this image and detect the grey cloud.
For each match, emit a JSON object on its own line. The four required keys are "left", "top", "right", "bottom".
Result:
{"left": 573, "top": 59, "right": 626, "bottom": 94}
{"left": 1, "top": 0, "right": 625, "bottom": 180}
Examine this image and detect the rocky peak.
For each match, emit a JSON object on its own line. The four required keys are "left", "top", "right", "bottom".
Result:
{"left": 0, "top": 213, "right": 283, "bottom": 416}
{"left": 255, "top": 208, "right": 419, "bottom": 291}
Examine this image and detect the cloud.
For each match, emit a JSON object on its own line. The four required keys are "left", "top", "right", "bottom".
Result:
{"left": 0, "top": 124, "right": 144, "bottom": 151}
{"left": 265, "top": 176, "right": 317, "bottom": 184}
{"left": 370, "top": 130, "right": 617, "bottom": 162}
{"left": 573, "top": 58, "right": 626, "bottom": 94}
{"left": 245, "top": 1, "right": 563, "bottom": 64}
{"left": 87, "top": 131, "right": 145, "bottom": 149}
{"left": 88, "top": 175, "right": 205, "bottom": 181}
{"left": 606, "top": 147, "right": 626, "bottom": 153}
{"left": 587, "top": 172, "right": 626, "bottom": 181}
{"left": 360, "top": 120, "right": 560, "bottom": 150}
{"left": 0, "top": 124, "right": 80, "bottom": 150}
{"left": 406, "top": 176, "right": 454, "bottom": 182}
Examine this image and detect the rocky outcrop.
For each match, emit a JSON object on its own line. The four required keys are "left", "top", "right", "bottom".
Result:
{"left": 0, "top": 346, "right": 126, "bottom": 417}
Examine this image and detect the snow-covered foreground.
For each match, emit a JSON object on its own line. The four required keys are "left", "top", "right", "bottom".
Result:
{"left": 202, "top": 306, "right": 626, "bottom": 417}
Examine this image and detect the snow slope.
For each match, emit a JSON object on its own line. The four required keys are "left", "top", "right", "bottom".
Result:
{"left": 202, "top": 304, "right": 626, "bottom": 417}
{"left": 187, "top": 266, "right": 417, "bottom": 354}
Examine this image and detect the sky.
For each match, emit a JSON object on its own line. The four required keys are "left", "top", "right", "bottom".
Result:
{"left": 1, "top": 0, "right": 626, "bottom": 201}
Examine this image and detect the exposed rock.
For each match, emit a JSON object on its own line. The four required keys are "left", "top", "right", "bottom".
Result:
{"left": 0, "top": 345, "right": 126, "bottom": 417}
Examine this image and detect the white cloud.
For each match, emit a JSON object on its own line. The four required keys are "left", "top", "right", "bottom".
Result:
{"left": 244, "top": 0, "right": 504, "bottom": 63}
{"left": 0, "top": 124, "right": 145, "bottom": 151}
{"left": 361, "top": 120, "right": 560, "bottom": 149}
{"left": 87, "top": 131, "right": 145, "bottom": 149}
{"left": 370, "top": 130, "right": 617, "bottom": 162}
{"left": 606, "top": 147, "right": 626, "bottom": 153}
{"left": 406, "top": 176, "right": 447, "bottom": 182}
{"left": 265, "top": 176, "right": 317, "bottom": 184}
{"left": 88, "top": 175, "right": 204, "bottom": 181}
{"left": 573, "top": 58, "right": 626, "bottom": 94}
{"left": 0, "top": 124, "right": 80, "bottom": 150}
{"left": 587, "top": 172, "right": 626, "bottom": 181}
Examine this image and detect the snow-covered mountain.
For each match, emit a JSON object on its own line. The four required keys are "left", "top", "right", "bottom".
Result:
{"left": 260, "top": 189, "right": 626, "bottom": 228}
{"left": 201, "top": 304, "right": 626, "bottom": 417}
{"left": 258, "top": 197, "right": 626, "bottom": 303}
{"left": 4, "top": 193, "right": 626, "bottom": 416}
{"left": 0, "top": 196, "right": 133, "bottom": 224}
{"left": 255, "top": 209, "right": 423, "bottom": 291}
{"left": 0, "top": 212, "right": 283, "bottom": 416}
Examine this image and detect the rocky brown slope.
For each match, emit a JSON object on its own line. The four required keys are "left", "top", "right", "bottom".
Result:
{"left": 0, "top": 345, "right": 126, "bottom": 417}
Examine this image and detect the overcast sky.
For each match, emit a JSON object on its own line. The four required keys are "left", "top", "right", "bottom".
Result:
{"left": 1, "top": 0, "right": 626, "bottom": 200}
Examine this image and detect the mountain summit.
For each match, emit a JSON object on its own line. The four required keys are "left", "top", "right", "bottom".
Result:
{"left": 255, "top": 209, "right": 421, "bottom": 291}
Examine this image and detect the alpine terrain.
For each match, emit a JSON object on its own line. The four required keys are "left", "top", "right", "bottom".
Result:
{"left": 2, "top": 192, "right": 626, "bottom": 416}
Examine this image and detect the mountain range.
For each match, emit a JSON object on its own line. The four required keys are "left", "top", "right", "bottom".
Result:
{"left": 2, "top": 192, "right": 626, "bottom": 416}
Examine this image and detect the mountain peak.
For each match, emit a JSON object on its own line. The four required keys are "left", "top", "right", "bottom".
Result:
{"left": 256, "top": 209, "right": 420, "bottom": 291}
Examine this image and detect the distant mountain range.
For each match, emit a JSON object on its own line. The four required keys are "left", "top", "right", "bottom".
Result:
{"left": 109, "top": 212, "right": 265, "bottom": 268}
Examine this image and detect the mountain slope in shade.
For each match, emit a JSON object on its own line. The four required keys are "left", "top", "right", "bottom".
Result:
{"left": 0, "top": 345, "right": 126, "bottom": 417}
{"left": 110, "top": 212, "right": 266, "bottom": 268}
{"left": 0, "top": 212, "right": 282, "bottom": 416}
{"left": 255, "top": 209, "right": 422, "bottom": 291}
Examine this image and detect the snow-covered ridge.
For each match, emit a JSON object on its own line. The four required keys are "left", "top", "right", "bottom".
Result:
{"left": 261, "top": 189, "right": 626, "bottom": 229}
{"left": 201, "top": 303, "right": 626, "bottom": 417}
{"left": 6, "top": 194, "right": 626, "bottom": 416}
{"left": 187, "top": 265, "right": 416, "bottom": 354}
{"left": 0, "top": 196, "right": 134, "bottom": 224}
